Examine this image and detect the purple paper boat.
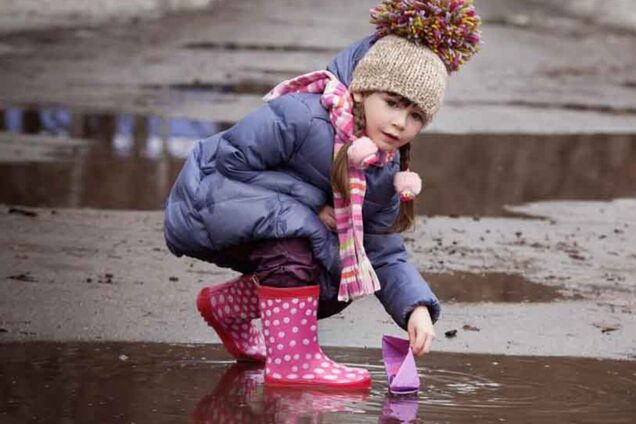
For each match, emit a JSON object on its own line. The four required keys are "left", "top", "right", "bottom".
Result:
{"left": 382, "top": 335, "right": 420, "bottom": 394}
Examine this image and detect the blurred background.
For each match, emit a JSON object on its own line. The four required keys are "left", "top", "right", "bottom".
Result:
{"left": 0, "top": 1, "right": 634, "bottom": 423}
{"left": 0, "top": 0, "right": 634, "bottom": 216}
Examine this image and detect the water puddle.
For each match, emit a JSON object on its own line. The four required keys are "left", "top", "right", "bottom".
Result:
{"left": 0, "top": 342, "right": 633, "bottom": 423}
{"left": 0, "top": 104, "right": 228, "bottom": 209}
{"left": 409, "top": 132, "right": 636, "bottom": 216}
{"left": 1, "top": 103, "right": 635, "bottom": 215}
{"left": 423, "top": 272, "right": 567, "bottom": 303}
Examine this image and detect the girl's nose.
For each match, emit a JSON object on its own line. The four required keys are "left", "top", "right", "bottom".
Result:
{"left": 391, "top": 111, "right": 408, "bottom": 130}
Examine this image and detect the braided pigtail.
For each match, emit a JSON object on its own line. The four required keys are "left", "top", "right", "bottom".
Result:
{"left": 330, "top": 98, "right": 368, "bottom": 200}
{"left": 390, "top": 143, "right": 416, "bottom": 232}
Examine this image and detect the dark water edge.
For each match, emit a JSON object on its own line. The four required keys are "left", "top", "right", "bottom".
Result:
{"left": 1, "top": 103, "right": 635, "bottom": 216}
{"left": 0, "top": 342, "right": 634, "bottom": 423}
{"left": 423, "top": 271, "right": 571, "bottom": 303}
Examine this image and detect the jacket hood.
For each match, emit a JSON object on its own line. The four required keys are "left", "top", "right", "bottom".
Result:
{"left": 326, "top": 35, "right": 376, "bottom": 87}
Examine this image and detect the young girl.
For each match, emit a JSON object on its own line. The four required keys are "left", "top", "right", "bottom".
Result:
{"left": 164, "top": 0, "right": 481, "bottom": 389}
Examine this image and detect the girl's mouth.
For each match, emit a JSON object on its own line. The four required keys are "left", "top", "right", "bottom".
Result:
{"left": 382, "top": 132, "right": 400, "bottom": 143}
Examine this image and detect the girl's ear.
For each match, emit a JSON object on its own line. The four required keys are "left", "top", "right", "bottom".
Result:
{"left": 352, "top": 91, "right": 363, "bottom": 103}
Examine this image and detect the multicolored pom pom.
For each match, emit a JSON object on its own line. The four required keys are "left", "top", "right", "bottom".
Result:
{"left": 370, "top": 0, "right": 482, "bottom": 73}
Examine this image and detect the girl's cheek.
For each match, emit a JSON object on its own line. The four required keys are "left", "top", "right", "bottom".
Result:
{"left": 409, "top": 119, "right": 424, "bottom": 133}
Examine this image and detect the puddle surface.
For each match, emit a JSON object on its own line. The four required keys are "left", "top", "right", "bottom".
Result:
{"left": 1, "top": 104, "right": 635, "bottom": 215}
{"left": 0, "top": 342, "right": 633, "bottom": 423}
{"left": 0, "top": 105, "right": 228, "bottom": 210}
{"left": 409, "top": 133, "right": 636, "bottom": 216}
{"left": 424, "top": 272, "right": 567, "bottom": 303}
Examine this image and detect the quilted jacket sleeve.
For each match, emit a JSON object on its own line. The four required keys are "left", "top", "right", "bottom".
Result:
{"left": 215, "top": 94, "right": 327, "bottom": 213}
{"left": 364, "top": 197, "right": 441, "bottom": 330}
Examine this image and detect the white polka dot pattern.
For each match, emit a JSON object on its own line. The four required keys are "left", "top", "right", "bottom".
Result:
{"left": 198, "top": 275, "right": 266, "bottom": 362}
{"left": 259, "top": 286, "right": 370, "bottom": 387}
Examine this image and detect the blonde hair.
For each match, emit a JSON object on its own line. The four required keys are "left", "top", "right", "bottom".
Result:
{"left": 330, "top": 92, "right": 416, "bottom": 233}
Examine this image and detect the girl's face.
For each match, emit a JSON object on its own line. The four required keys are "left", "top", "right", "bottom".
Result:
{"left": 353, "top": 91, "right": 426, "bottom": 152}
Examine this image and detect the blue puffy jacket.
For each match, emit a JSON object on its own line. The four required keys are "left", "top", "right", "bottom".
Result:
{"left": 164, "top": 36, "right": 441, "bottom": 329}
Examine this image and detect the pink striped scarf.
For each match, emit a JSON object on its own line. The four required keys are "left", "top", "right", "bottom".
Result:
{"left": 264, "top": 70, "right": 395, "bottom": 301}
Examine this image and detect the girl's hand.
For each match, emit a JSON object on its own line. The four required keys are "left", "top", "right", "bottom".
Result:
{"left": 318, "top": 205, "right": 336, "bottom": 232}
{"left": 407, "top": 306, "right": 435, "bottom": 356}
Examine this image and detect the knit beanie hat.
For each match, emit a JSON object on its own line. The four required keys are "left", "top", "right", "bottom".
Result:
{"left": 350, "top": 35, "right": 448, "bottom": 122}
{"left": 350, "top": 0, "right": 482, "bottom": 122}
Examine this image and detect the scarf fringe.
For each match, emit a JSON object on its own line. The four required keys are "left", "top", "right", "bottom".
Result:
{"left": 337, "top": 232, "right": 382, "bottom": 302}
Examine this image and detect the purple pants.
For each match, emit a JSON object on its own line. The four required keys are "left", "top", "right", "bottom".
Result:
{"left": 220, "top": 238, "right": 349, "bottom": 319}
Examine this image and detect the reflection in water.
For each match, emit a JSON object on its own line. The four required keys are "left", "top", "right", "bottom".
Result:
{"left": 192, "top": 363, "right": 373, "bottom": 423}
{"left": 2, "top": 104, "right": 220, "bottom": 160}
{"left": 0, "top": 104, "right": 225, "bottom": 210}
{"left": 4, "top": 107, "right": 21, "bottom": 133}
{"left": 191, "top": 363, "right": 265, "bottom": 423}
{"left": 0, "top": 342, "right": 634, "bottom": 423}
{"left": 1, "top": 104, "right": 635, "bottom": 214}
{"left": 379, "top": 395, "right": 418, "bottom": 424}
{"left": 410, "top": 132, "right": 636, "bottom": 216}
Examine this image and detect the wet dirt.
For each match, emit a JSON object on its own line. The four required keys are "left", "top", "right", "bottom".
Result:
{"left": 182, "top": 41, "right": 337, "bottom": 54}
{"left": 2, "top": 104, "right": 635, "bottom": 215}
{"left": 423, "top": 272, "right": 570, "bottom": 303}
{"left": 142, "top": 81, "right": 274, "bottom": 96}
{"left": 0, "top": 342, "right": 634, "bottom": 423}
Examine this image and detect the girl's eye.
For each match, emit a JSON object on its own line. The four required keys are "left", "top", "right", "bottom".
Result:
{"left": 386, "top": 99, "right": 398, "bottom": 108}
{"left": 411, "top": 112, "right": 424, "bottom": 122}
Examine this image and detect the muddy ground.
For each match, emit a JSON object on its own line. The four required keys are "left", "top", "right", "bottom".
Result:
{"left": 0, "top": 0, "right": 635, "bottom": 361}
{"left": 1, "top": 200, "right": 634, "bottom": 360}
{"left": 0, "top": 0, "right": 635, "bottom": 134}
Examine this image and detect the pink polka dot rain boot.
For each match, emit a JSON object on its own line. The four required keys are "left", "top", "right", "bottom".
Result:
{"left": 197, "top": 275, "right": 266, "bottom": 362}
{"left": 258, "top": 284, "right": 371, "bottom": 389}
